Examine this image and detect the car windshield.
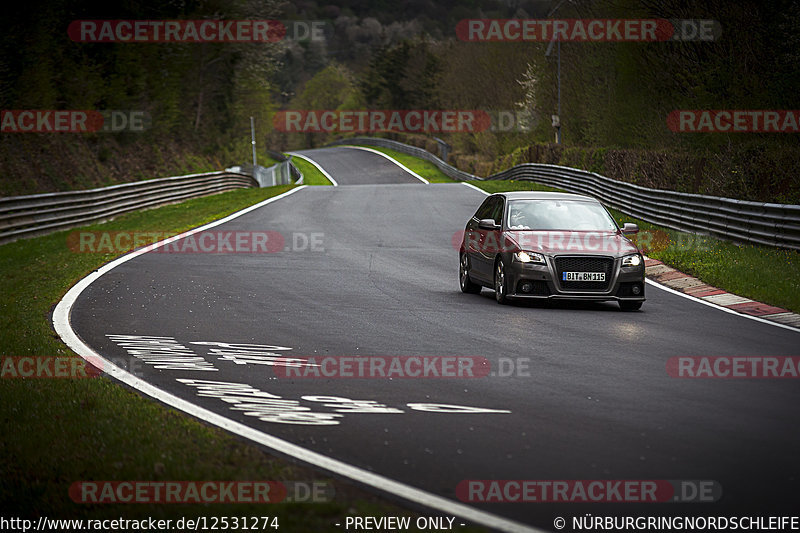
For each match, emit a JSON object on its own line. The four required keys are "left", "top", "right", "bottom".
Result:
{"left": 507, "top": 199, "right": 618, "bottom": 231}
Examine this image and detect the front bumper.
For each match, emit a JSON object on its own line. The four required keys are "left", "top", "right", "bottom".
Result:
{"left": 505, "top": 254, "right": 645, "bottom": 302}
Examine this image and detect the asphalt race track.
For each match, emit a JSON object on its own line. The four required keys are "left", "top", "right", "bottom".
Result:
{"left": 292, "top": 146, "right": 425, "bottom": 185}
{"left": 63, "top": 146, "right": 800, "bottom": 531}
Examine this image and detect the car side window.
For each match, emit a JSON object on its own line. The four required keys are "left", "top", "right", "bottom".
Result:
{"left": 474, "top": 197, "right": 496, "bottom": 220}
{"left": 490, "top": 197, "right": 505, "bottom": 226}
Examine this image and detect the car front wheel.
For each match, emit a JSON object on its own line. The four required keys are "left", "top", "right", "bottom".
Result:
{"left": 459, "top": 252, "right": 482, "bottom": 294}
{"left": 494, "top": 258, "right": 509, "bottom": 304}
{"left": 619, "top": 300, "right": 643, "bottom": 311}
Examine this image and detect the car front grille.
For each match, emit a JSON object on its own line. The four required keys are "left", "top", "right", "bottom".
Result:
{"left": 554, "top": 255, "right": 614, "bottom": 292}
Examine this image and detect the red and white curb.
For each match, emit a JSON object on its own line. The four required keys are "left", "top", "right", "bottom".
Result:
{"left": 645, "top": 258, "right": 800, "bottom": 330}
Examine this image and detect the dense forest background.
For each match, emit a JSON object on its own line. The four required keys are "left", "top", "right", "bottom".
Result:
{"left": 1, "top": 0, "right": 799, "bottom": 202}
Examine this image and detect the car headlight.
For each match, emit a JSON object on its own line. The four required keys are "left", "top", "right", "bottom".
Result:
{"left": 622, "top": 254, "right": 642, "bottom": 267}
{"left": 513, "top": 251, "right": 545, "bottom": 264}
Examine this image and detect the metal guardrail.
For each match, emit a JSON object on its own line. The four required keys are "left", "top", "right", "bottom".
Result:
{"left": 263, "top": 152, "right": 305, "bottom": 185}
{"left": 0, "top": 171, "right": 257, "bottom": 245}
{"left": 327, "top": 137, "right": 800, "bottom": 251}
{"left": 489, "top": 164, "right": 800, "bottom": 251}
{"left": 288, "top": 159, "right": 303, "bottom": 184}
{"left": 266, "top": 149, "right": 289, "bottom": 161}
{"left": 234, "top": 161, "right": 295, "bottom": 187}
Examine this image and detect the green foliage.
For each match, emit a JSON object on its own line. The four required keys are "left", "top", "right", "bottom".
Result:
{"left": 274, "top": 62, "right": 366, "bottom": 148}
{"left": 0, "top": 0, "right": 282, "bottom": 193}
{"left": 293, "top": 63, "right": 365, "bottom": 110}
{"left": 420, "top": 0, "right": 800, "bottom": 203}
{"left": 361, "top": 40, "right": 442, "bottom": 109}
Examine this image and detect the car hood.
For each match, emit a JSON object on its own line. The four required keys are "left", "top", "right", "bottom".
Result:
{"left": 505, "top": 230, "right": 638, "bottom": 256}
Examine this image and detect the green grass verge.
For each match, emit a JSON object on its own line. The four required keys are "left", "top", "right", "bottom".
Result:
{"left": 287, "top": 155, "right": 334, "bottom": 185}
{"left": 468, "top": 180, "right": 559, "bottom": 194}
{"left": 0, "top": 185, "right": 480, "bottom": 530}
{"left": 467, "top": 180, "right": 800, "bottom": 313}
{"left": 350, "top": 145, "right": 455, "bottom": 183}
{"left": 610, "top": 211, "right": 800, "bottom": 313}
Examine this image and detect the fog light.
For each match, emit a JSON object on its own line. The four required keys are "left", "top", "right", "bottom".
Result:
{"left": 632, "top": 285, "right": 641, "bottom": 295}
{"left": 521, "top": 282, "right": 533, "bottom": 293}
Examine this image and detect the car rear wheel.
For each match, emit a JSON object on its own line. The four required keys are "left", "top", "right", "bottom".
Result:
{"left": 459, "top": 252, "right": 482, "bottom": 294}
{"left": 619, "top": 300, "right": 643, "bottom": 311}
{"left": 494, "top": 258, "right": 509, "bottom": 304}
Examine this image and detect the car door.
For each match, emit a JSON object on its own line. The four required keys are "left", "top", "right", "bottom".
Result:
{"left": 464, "top": 196, "right": 495, "bottom": 282}
{"left": 478, "top": 196, "right": 506, "bottom": 278}
{"left": 473, "top": 196, "right": 503, "bottom": 280}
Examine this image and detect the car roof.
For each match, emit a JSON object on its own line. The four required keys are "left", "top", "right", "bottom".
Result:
{"left": 495, "top": 191, "right": 597, "bottom": 202}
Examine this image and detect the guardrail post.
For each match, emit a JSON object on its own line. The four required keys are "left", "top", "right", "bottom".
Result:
{"left": 433, "top": 137, "right": 451, "bottom": 163}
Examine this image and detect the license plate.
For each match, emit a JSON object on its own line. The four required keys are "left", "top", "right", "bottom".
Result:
{"left": 562, "top": 272, "right": 605, "bottom": 282}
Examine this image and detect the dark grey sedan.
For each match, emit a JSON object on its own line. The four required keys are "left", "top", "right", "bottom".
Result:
{"left": 458, "top": 191, "right": 646, "bottom": 310}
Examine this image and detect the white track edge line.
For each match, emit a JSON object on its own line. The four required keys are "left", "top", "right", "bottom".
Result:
{"left": 462, "top": 182, "right": 489, "bottom": 195}
{"left": 644, "top": 278, "right": 800, "bottom": 333}
{"left": 338, "top": 145, "right": 430, "bottom": 184}
{"left": 51, "top": 185, "right": 544, "bottom": 533}
{"left": 462, "top": 182, "right": 798, "bottom": 333}
{"left": 288, "top": 152, "right": 339, "bottom": 186}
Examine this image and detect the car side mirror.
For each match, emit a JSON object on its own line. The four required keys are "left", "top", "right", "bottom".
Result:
{"left": 478, "top": 218, "right": 500, "bottom": 230}
{"left": 621, "top": 223, "right": 639, "bottom": 235}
